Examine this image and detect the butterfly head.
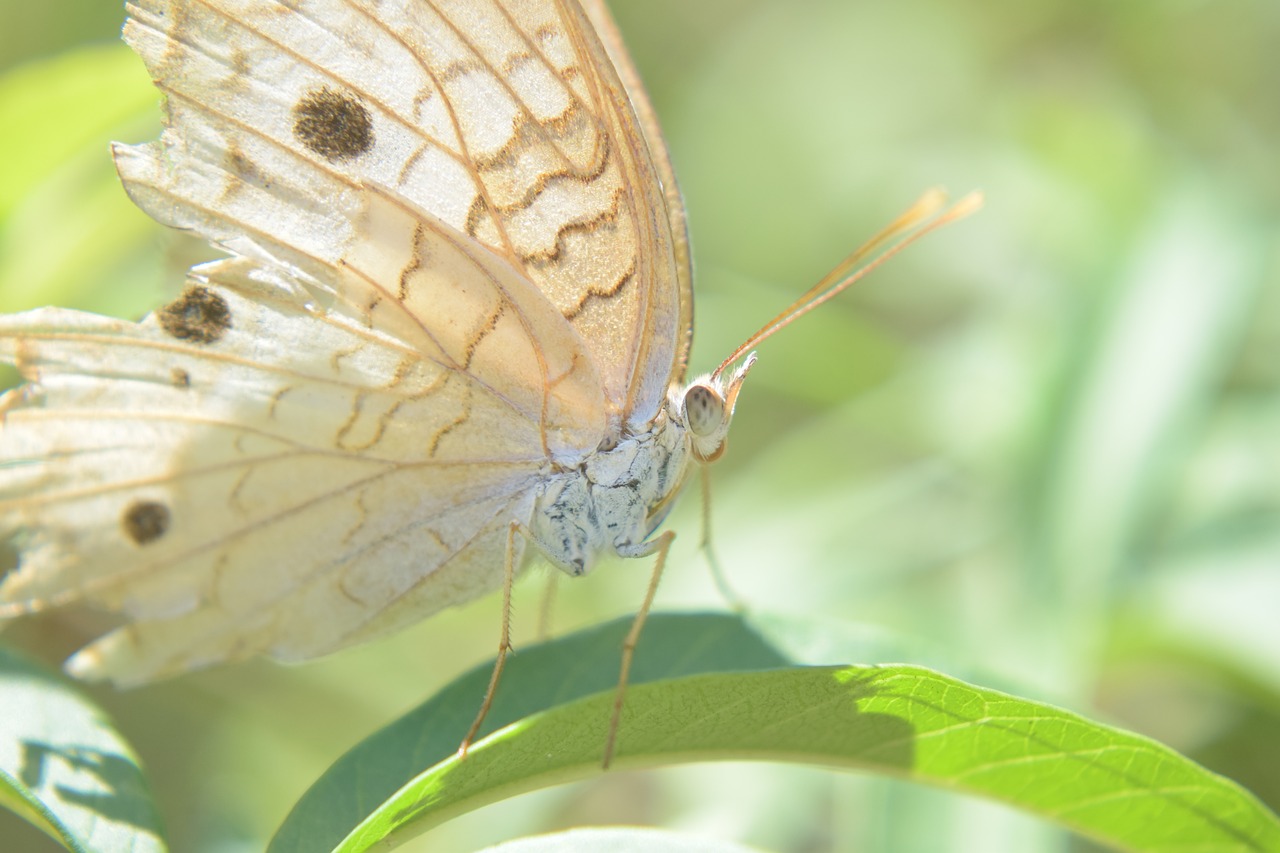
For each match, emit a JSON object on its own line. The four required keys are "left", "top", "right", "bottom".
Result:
{"left": 676, "top": 353, "right": 757, "bottom": 464}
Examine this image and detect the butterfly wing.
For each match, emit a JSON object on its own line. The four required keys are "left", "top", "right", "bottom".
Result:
{"left": 1, "top": 0, "right": 691, "bottom": 683}
{"left": 116, "top": 0, "right": 688, "bottom": 429}
{"left": 576, "top": 0, "right": 693, "bottom": 382}
{"left": 0, "top": 189, "right": 604, "bottom": 683}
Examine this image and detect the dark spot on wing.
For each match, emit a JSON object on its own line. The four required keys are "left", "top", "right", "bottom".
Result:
{"left": 293, "top": 86, "right": 374, "bottom": 161}
{"left": 158, "top": 286, "right": 231, "bottom": 344}
{"left": 123, "top": 500, "right": 171, "bottom": 546}
{"left": 227, "top": 146, "right": 263, "bottom": 183}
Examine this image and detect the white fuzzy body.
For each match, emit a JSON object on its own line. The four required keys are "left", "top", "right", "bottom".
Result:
{"left": 532, "top": 408, "right": 691, "bottom": 576}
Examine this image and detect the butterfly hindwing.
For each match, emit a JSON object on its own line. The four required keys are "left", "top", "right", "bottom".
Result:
{"left": 0, "top": 196, "right": 603, "bottom": 682}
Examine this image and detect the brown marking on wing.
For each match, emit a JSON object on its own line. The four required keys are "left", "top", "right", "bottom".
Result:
{"left": 425, "top": 526, "right": 449, "bottom": 553}
{"left": 336, "top": 394, "right": 407, "bottom": 453}
{"left": 461, "top": 302, "right": 505, "bottom": 371}
{"left": 561, "top": 256, "right": 636, "bottom": 321}
{"left": 390, "top": 355, "right": 421, "bottom": 389}
{"left": 229, "top": 47, "right": 251, "bottom": 80}
{"left": 329, "top": 345, "right": 359, "bottom": 374}
{"left": 399, "top": 41, "right": 520, "bottom": 261}
{"left": 397, "top": 223, "right": 428, "bottom": 301}
{"left": 546, "top": 350, "right": 585, "bottom": 391}
{"left": 410, "top": 84, "right": 435, "bottom": 124}
{"left": 219, "top": 143, "right": 263, "bottom": 205}
{"left": 227, "top": 466, "right": 254, "bottom": 515}
{"left": 292, "top": 86, "right": 375, "bottom": 162}
{"left": 122, "top": 500, "right": 170, "bottom": 546}
{"left": 520, "top": 182, "right": 624, "bottom": 265}
{"left": 226, "top": 146, "right": 257, "bottom": 180}
{"left": 476, "top": 110, "right": 614, "bottom": 220}
{"left": 464, "top": 194, "right": 488, "bottom": 238}
{"left": 158, "top": 286, "right": 232, "bottom": 345}
{"left": 266, "top": 385, "right": 292, "bottom": 421}
{"left": 9, "top": 337, "right": 35, "bottom": 380}
{"left": 438, "top": 58, "right": 486, "bottom": 83}
{"left": 426, "top": 376, "right": 471, "bottom": 458}
{"left": 156, "top": 3, "right": 191, "bottom": 78}
{"left": 339, "top": 363, "right": 451, "bottom": 454}
{"left": 472, "top": 101, "right": 597, "bottom": 175}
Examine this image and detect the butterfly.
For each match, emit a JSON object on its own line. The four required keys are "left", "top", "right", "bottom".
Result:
{"left": 0, "top": 0, "right": 976, "bottom": 764}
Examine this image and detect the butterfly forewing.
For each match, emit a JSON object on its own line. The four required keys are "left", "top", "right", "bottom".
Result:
{"left": 575, "top": 0, "right": 694, "bottom": 381}
{"left": 118, "top": 0, "right": 685, "bottom": 424}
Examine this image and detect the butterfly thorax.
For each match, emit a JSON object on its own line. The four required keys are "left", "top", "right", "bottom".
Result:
{"left": 529, "top": 356, "right": 757, "bottom": 576}
{"left": 530, "top": 406, "right": 691, "bottom": 577}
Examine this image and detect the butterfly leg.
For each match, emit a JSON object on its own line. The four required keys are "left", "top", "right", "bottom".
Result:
{"left": 699, "top": 467, "right": 744, "bottom": 611}
{"left": 603, "top": 529, "right": 676, "bottom": 769}
{"left": 535, "top": 571, "right": 559, "bottom": 642}
{"left": 458, "top": 520, "right": 525, "bottom": 759}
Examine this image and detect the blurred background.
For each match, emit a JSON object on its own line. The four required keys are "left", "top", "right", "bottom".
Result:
{"left": 2, "top": 0, "right": 1278, "bottom": 850}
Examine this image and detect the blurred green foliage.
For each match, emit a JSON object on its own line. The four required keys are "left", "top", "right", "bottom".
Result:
{"left": 1, "top": 0, "right": 1277, "bottom": 851}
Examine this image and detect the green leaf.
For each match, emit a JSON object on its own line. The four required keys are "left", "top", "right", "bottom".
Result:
{"left": 0, "top": 765, "right": 66, "bottom": 846}
{"left": 272, "top": 613, "right": 1278, "bottom": 853}
{"left": 270, "top": 613, "right": 793, "bottom": 853}
{"left": 0, "top": 645, "right": 166, "bottom": 853}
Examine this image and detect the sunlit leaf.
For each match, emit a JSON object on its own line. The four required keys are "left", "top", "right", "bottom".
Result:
{"left": 272, "top": 613, "right": 1279, "bottom": 853}
{"left": 0, "top": 645, "right": 166, "bottom": 853}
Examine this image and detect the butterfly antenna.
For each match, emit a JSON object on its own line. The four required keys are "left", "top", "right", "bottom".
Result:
{"left": 712, "top": 189, "right": 983, "bottom": 381}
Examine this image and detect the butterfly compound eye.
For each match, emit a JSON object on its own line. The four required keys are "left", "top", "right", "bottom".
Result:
{"left": 684, "top": 384, "right": 725, "bottom": 437}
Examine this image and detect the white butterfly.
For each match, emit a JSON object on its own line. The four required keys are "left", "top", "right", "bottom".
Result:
{"left": 0, "top": 0, "right": 975, "bottom": 760}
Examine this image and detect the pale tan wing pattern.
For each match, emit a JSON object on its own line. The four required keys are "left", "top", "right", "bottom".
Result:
{"left": 116, "top": 0, "right": 685, "bottom": 427}
{"left": 576, "top": 0, "right": 693, "bottom": 381}
{"left": 0, "top": 193, "right": 604, "bottom": 684}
